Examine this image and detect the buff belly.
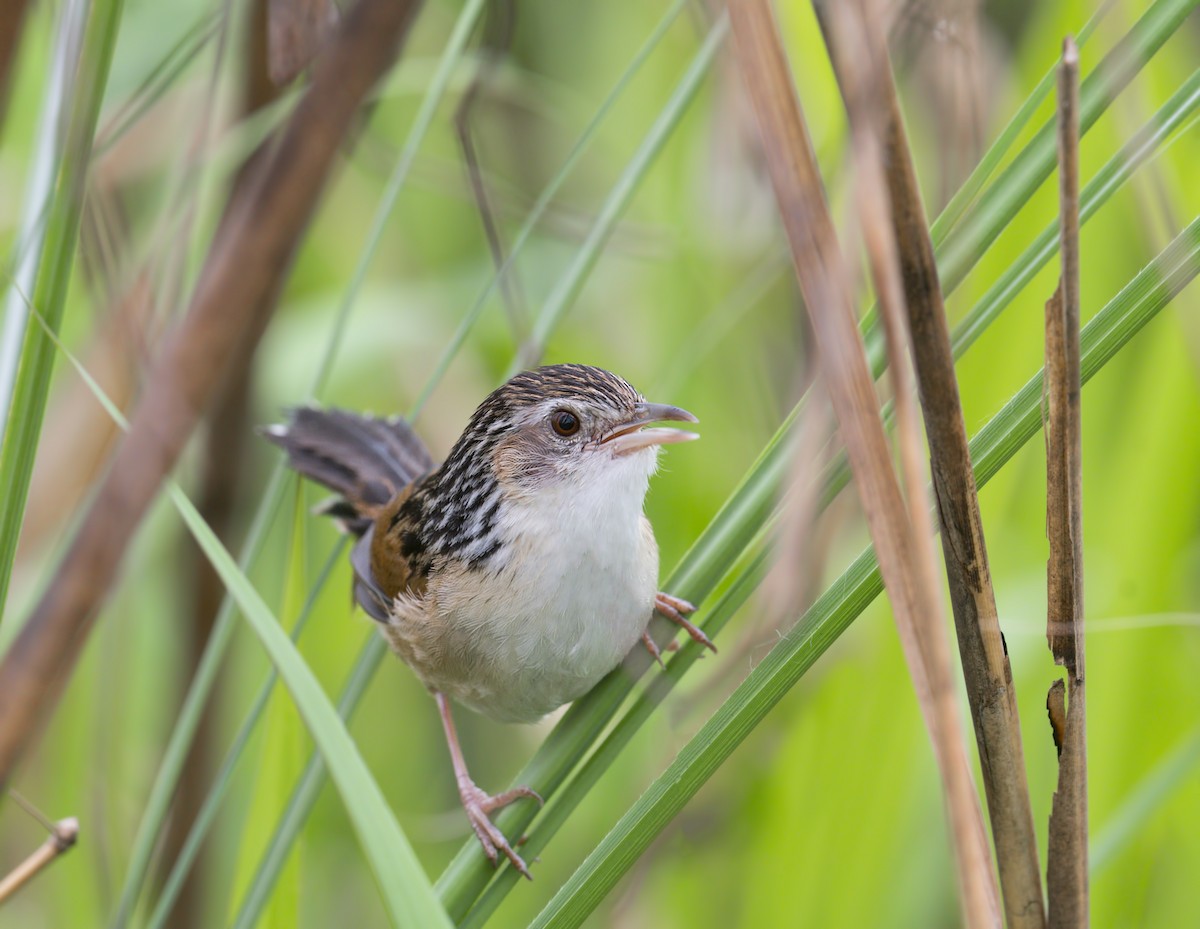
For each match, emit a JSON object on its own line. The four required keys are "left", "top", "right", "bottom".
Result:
{"left": 383, "top": 489, "right": 661, "bottom": 724}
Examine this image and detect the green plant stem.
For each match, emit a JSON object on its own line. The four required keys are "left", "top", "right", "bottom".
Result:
{"left": 0, "top": 0, "right": 125, "bottom": 624}
{"left": 952, "top": 66, "right": 1200, "bottom": 357}
{"left": 932, "top": 0, "right": 1197, "bottom": 298}
{"left": 519, "top": 15, "right": 729, "bottom": 370}
{"left": 105, "top": 468, "right": 289, "bottom": 929}
{"left": 229, "top": 635, "right": 389, "bottom": 929}
{"left": 168, "top": 483, "right": 453, "bottom": 929}
{"left": 929, "top": 4, "right": 1108, "bottom": 244}
{"left": 144, "top": 540, "right": 347, "bottom": 929}
{"left": 311, "top": 0, "right": 487, "bottom": 395}
{"left": 412, "top": 0, "right": 691, "bottom": 420}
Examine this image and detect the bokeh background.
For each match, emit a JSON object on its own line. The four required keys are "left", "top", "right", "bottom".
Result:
{"left": 1, "top": 0, "right": 1198, "bottom": 926}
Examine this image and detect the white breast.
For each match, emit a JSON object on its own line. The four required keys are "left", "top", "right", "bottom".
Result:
{"left": 416, "top": 449, "right": 661, "bottom": 723}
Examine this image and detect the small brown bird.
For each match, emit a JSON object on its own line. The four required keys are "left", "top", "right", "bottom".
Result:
{"left": 263, "top": 364, "right": 710, "bottom": 877}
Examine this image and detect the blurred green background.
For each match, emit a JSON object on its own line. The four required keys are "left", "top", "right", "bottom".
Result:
{"left": 1, "top": 0, "right": 1198, "bottom": 926}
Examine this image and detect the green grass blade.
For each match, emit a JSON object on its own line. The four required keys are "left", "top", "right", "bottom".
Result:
{"left": 106, "top": 472, "right": 289, "bottom": 929}
{"left": 929, "top": 4, "right": 1108, "bottom": 244}
{"left": 411, "top": 0, "right": 691, "bottom": 419}
{"left": 21, "top": 301, "right": 450, "bottom": 929}
{"left": 229, "top": 636, "right": 389, "bottom": 929}
{"left": 167, "top": 484, "right": 452, "bottom": 929}
{"left": 933, "top": 0, "right": 1198, "bottom": 298}
{"left": 518, "top": 14, "right": 729, "bottom": 371}
{"left": 145, "top": 540, "right": 347, "bottom": 929}
{"left": 93, "top": 9, "right": 221, "bottom": 156}
{"left": 527, "top": 218, "right": 1200, "bottom": 929}
{"left": 950, "top": 66, "right": 1200, "bottom": 356}
{"left": 225, "top": 488, "right": 309, "bottom": 926}
{"left": 311, "top": 0, "right": 487, "bottom": 396}
{"left": 0, "top": 0, "right": 125, "bottom": 623}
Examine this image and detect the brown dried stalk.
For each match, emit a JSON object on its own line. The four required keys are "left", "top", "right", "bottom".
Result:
{"left": 817, "top": 2, "right": 1047, "bottom": 925}
{"left": 0, "top": 0, "right": 423, "bottom": 787}
{"left": 0, "top": 0, "right": 32, "bottom": 126}
{"left": 1045, "top": 35, "right": 1087, "bottom": 929}
{"left": 268, "top": 0, "right": 339, "bottom": 86}
{"left": 728, "top": 1, "right": 998, "bottom": 924}
{"left": 0, "top": 816, "right": 78, "bottom": 904}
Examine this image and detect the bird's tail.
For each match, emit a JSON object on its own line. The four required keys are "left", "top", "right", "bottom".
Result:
{"left": 261, "top": 407, "right": 434, "bottom": 536}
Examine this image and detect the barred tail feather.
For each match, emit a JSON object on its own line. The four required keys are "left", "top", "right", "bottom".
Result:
{"left": 261, "top": 407, "right": 434, "bottom": 535}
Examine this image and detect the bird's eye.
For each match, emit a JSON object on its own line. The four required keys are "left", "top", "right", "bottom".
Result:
{"left": 550, "top": 409, "right": 580, "bottom": 437}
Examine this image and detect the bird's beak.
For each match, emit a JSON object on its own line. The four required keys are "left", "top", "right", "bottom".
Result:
{"left": 599, "top": 402, "right": 699, "bottom": 456}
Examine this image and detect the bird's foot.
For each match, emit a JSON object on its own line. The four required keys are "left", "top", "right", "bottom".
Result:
{"left": 457, "top": 778, "right": 543, "bottom": 879}
{"left": 654, "top": 591, "right": 716, "bottom": 653}
{"left": 641, "top": 632, "right": 682, "bottom": 666}
{"left": 641, "top": 631, "right": 664, "bottom": 667}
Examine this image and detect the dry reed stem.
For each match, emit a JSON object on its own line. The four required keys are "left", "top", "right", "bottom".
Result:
{"left": 818, "top": 1, "right": 1048, "bottom": 924}
{"left": 1045, "top": 35, "right": 1087, "bottom": 929}
{"left": 0, "top": 0, "right": 422, "bottom": 788}
{"left": 268, "top": 0, "right": 339, "bottom": 86}
{"left": 0, "top": 0, "right": 32, "bottom": 125}
{"left": 757, "top": 382, "right": 831, "bottom": 624}
{"left": 0, "top": 817, "right": 78, "bottom": 904}
{"left": 729, "top": 1, "right": 998, "bottom": 924}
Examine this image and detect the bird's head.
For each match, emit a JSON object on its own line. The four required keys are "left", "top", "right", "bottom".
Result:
{"left": 441, "top": 364, "right": 698, "bottom": 498}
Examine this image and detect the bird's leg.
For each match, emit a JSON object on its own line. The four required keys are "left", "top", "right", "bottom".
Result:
{"left": 436, "top": 692, "right": 543, "bottom": 879}
{"left": 653, "top": 592, "right": 717, "bottom": 653}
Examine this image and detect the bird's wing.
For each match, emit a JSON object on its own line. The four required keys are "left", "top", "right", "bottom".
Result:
{"left": 350, "top": 527, "right": 394, "bottom": 622}
{"left": 367, "top": 479, "right": 432, "bottom": 610}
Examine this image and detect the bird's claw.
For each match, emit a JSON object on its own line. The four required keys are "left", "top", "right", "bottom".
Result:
{"left": 458, "top": 780, "right": 543, "bottom": 880}
{"left": 654, "top": 591, "right": 716, "bottom": 653}
{"left": 641, "top": 631, "right": 665, "bottom": 667}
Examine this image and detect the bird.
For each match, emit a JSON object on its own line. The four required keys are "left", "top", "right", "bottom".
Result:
{"left": 261, "top": 363, "right": 712, "bottom": 878}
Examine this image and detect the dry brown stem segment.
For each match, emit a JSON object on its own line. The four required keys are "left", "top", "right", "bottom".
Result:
{"left": 729, "top": 1, "right": 997, "bottom": 925}
{"left": 816, "top": 2, "right": 1046, "bottom": 925}
{"left": 0, "top": 817, "right": 78, "bottom": 904}
{"left": 0, "top": 0, "right": 32, "bottom": 126}
{"left": 1045, "top": 36, "right": 1087, "bottom": 929}
{"left": 269, "top": 0, "right": 339, "bottom": 86}
{"left": 0, "top": 0, "right": 423, "bottom": 788}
